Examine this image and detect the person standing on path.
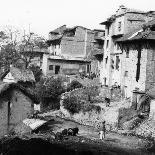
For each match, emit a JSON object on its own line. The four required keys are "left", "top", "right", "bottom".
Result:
{"left": 99, "top": 121, "right": 106, "bottom": 140}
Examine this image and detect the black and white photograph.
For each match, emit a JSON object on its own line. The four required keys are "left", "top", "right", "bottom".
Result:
{"left": 1, "top": 0, "right": 155, "bottom": 154}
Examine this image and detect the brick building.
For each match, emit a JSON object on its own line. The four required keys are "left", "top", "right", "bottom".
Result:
{"left": 100, "top": 5, "right": 155, "bottom": 87}
{"left": 42, "top": 25, "right": 95, "bottom": 76}
{"left": 115, "top": 19, "right": 155, "bottom": 98}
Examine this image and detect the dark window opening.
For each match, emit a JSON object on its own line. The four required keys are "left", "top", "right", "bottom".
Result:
{"left": 106, "top": 40, "right": 109, "bottom": 49}
{"left": 118, "top": 22, "right": 122, "bottom": 31}
{"left": 126, "top": 50, "right": 129, "bottom": 58}
{"left": 55, "top": 65, "right": 60, "bottom": 74}
{"left": 136, "top": 50, "right": 141, "bottom": 82}
{"left": 104, "top": 77, "right": 107, "bottom": 85}
{"left": 87, "top": 64, "right": 91, "bottom": 73}
{"left": 124, "top": 71, "right": 128, "bottom": 77}
{"left": 49, "top": 65, "right": 54, "bottom": 70}
{"left": 111, "top": 59, "right": 114, "bottom": 69}
{"left": 116, "top": 56, "right": 120, "bottom": 70}
{"left": 105, "top": 57, "right": 108, "bottom": 64}
{"left": 107, "top": 26, "right": 110, "bottom": 35}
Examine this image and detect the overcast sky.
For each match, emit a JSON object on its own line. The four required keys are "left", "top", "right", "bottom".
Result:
{"left": 1, "top": 0, "right": 155, "bottom": 38}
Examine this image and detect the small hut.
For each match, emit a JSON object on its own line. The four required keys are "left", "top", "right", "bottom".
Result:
{"left": 0, "top": 82, "right": 38, "bottom": 137}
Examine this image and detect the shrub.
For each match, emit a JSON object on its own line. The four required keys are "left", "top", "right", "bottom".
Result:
{"left": 63, "top": 94, "right": 101, "bottom": 114}
{"left": 29, "top": 65, "right": 43, "bottom": 82}
{"left": 67, "top": 80, "right": 83, "bottom": 91}
{"left": 63, "top": 95, "right": 81, "bottom": 114}
{"left": 35, "top": 77, "right": 65, "bottom": 110}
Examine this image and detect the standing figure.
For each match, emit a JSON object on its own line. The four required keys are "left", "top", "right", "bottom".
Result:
{"left": 99, "top": 121, "right": 106, "bottom": 140}
{"left": 105, "top": 97, "right": 110, "bottom": 107}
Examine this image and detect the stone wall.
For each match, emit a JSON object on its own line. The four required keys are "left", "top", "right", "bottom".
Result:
{"left": 60, "top": 90, "right": 119, "bottom": 130}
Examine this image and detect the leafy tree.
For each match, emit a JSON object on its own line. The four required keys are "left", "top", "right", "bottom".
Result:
{"left": 35, "top": 77, "right": 65, "bottom": 109}
{"left": 28, "top": 65, "right": 43, "bottom": 82}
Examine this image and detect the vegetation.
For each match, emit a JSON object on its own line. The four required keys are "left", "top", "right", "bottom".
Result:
{"left": 63, "top": 94, "right": 101, "bottom": 114}
{"left": 67, "top": 80, "right": 83, "bottom": 91}
{"left": 35, "top": 77, "right": 65, "bottom": 109}
{"left": 29, "top": 65, "right": 43, "bottom": 82}
{"left": 0, "top": 26, "right": 47, "bottom": 70}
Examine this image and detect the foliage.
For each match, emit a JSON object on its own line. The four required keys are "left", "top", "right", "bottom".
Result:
{"left": 67, "top": 80, "right": 83, "bottom": 91}
{"left": 63, "top": 94, "right": 101, "bottom": 114}
{"left": 63, "top": 95, "right": 81, "bottom": 114}
{"left": 35, "top": 77, "right": 65, "bottom": 109}
{"left": 0, "top": 26, "right": 47, "bottom": 70}
{"left": 29, "top": 65, "right": 43, "bottom": 82}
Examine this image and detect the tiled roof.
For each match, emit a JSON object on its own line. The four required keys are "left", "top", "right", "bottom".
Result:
{"left": 116, "top": 19, "right": 155, "bottom": 42}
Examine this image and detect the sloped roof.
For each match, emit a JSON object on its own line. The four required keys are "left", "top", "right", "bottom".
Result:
{"left": 51, "top": 25, "right": 67, "bottom": 34}
{"left": 100, "top": 6, "right": 145, "bottom": 25}
{"left": 1, "top": 67, "right": 35, "bottom": 83}
{"left": 0, "top": 82, "right": 38, "bottom": 104}
{"left": 116, "top": 19, "right": 155, "bottom": 42}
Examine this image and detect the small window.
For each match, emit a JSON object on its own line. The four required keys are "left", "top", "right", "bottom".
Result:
{"left": 118, "top": 22, "right": 122, "bottom": 32}
{"left": 49, "top": 65, "right": 54, "bottom": 70}
{"left": 126, "top": 50, "right": 129, "bottom": 58}
{"left": 124, "top": 71, "right": 128, "bottom": 77}
{"left": 116, "top": 56, "right": 120, "bottom": 70}
{"left": 106, "top": 40, "right": 109, "bottom": 49}
{"left": 105, "top": 56, "right": 108, "bottom": 64}
{"left": 107, "top": 26, "right": 110, "bottom": 35}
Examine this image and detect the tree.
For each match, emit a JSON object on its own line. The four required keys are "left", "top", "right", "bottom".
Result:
{"left": 29, "top": 64, "right": 43, "bottom": 82}
{"left": 18, "top": 32, "right": 48, "bottom": 68}
{"left": 0, "top": 26, "right": 47, "bottom": 70}
{"left": 35, "top": 77, "right": 65, "bottom": 110}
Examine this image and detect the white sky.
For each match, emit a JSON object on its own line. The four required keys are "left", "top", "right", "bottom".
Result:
{"left": 1, "top": 0, "right": 155, "bottom": 38}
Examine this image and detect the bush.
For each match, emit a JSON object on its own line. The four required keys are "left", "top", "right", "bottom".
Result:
{"left": 35, "top": 77, "right": 65, "bottom": 110}
{"left": 63, "top": 94, "right": 101, "bottom": 114}
{"left": 63, "top": 95, "right": 81, "bottom": 114}
{"left": 67, "top": 80, "right": 83, "bottom": 91}
{"left": 29, "top": 65, "right": 43, "bottom": 82}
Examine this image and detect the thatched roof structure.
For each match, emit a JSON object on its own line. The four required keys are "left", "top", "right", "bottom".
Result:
{"left": 1, "top": 67, "right": 35, "bottom": 83}
{"left": 0, "top": 82, "right": 38, "bottom": 104}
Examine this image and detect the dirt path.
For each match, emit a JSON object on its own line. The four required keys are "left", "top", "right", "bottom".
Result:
{"left": 39, "top": 115, "right": 153, "bottom": 154}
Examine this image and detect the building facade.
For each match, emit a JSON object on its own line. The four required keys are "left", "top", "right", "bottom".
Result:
{"left": 100, "top": 5, "right": 155, "bottom": 87}
{"left": 115, "top": 19, "right": 155, "bottom": 98}
{"left": 42, "top": 25, "right": 95, "bottom": 76}
{"left": 0, "top": 83, "right": 35, "bottom": 137}
{"left": 90, "top": 29, "right": 105, "bottom": 81}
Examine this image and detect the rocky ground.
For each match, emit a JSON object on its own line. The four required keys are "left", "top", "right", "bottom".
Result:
{"left": 1, "top": 114, "right": 155, "bottom": 155}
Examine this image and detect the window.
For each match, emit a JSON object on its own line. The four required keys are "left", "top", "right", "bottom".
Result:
{"left": 105, "top": 56, "right": 108, "bottom": 68}
{"left": 118, "top": 21, "right": 122, "bottom": 32}
{"left": 107, "top": 26, "right": 110, "bottom": 35}
{"left": 124, "top": 71, "right": 128, "bottom": 77}
{"left": 116, "top": 56, "right": 120, "bottom": 70}
{"left": 106, "top": 40, "right": 109, "bottom": 49}
{"left": 49, "top": 65, "right": 54, "bottom": 70}
{"left": 126, "top": 50, "right": 129, "bottom": 58}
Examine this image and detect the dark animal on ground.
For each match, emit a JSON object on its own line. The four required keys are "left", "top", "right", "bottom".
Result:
{"left": 55, "top": 132, "right": 63, "bottom": 140}
{"left": 68, "top": 127, "right": 79, "bottom": 136}
{"left": 62, "top": 129, "right": 68, "bottom": 136}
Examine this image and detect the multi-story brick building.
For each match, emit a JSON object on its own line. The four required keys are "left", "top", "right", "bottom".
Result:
{"left": 100, "top": 5, "right": 155, "bottom": 89}
{"left": 42, "top": 25, "right": 95, "bottom": 76}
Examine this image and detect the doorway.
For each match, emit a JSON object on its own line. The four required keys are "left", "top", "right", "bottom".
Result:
{"left": 55, "top": 65, "right": 60, "bottom": 74}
